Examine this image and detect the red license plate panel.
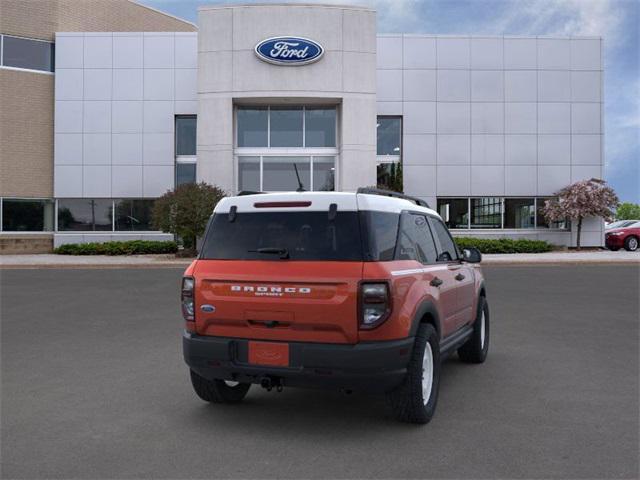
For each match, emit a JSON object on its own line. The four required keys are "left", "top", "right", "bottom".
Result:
{"left": 248, "top": 341, "right": 290, "bottom": 367}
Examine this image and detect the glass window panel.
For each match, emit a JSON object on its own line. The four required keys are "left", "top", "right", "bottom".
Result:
{"left": 312, "top": 157, "right": 335, "bottom": 191}
{"left": 175, "top": 116, "right": 196, "bottom": 155}
{"left": 437, "top": 198, "right": 469, "bottom": 229}
{"left": 2, "top": 36, "right": 54, "bottom": 72}
{"left": 263, "top": 156, "right": 310, "bottom": 191}
{"left": 377, "top": 117, "right": 401, "bottom": 156}
{"left": 471, "top": 197, "right": 502, "bottom": 229}
{"left": 201, "top": 211, "right": 362, "bottom": 261}
{"left": 429, "top": 217, "right": 459, "bottom": 262}
{"left": 536, "top": 197, "right": 569, "bottom": 229}
{"left": 360, "top": 211, "right": 399, "bottom": 261}
{"left": 176, "top": 163, "right": 196, "bottom": 187}
{"left": 504, "top": 198, "right": 535, "bottom": 229}
{"left": 57, "top": 199, "right": 112, "bottom": 231}
{"left": 270, "top": 107, "right": 303, "bottom": 147}
{"left": 396, "top": 213, "right": 438, "bottom": 264}
{"left": 237, "top": 107, "right": 268, "bottom": 147}
{"left": 114, "top": 199, "right": 155, "bottom": 231}
{"left": 238, "top": 156, "right": 260, "bottom": 192}
{"left": 305, "top": 107, "right": 336, "bottom": 147}
{"left": 376, "top": 161, "right": 403, "bottom": 193}
{"left": 2, "top": 199, "right": 53, "bottom": 231}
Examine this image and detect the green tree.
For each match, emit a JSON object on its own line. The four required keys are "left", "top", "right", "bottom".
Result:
{"left": 152, "top": 182, "right": 226, "bottom": 252}
{"left": 616, "top": 202, "right": 640, "bottom": 220}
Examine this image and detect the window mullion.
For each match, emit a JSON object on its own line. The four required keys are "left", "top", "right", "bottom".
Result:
{"left": 310, "top": 156, "right": 314, "bottom": 191}
{"left": 267, "top": 106, "right": 271, "bottom": 148}
{"left": 302, "top": 106, "right": 306, "bottom": 148}
{"left": 259, "top": 156, "right": 264, "bottom": 191}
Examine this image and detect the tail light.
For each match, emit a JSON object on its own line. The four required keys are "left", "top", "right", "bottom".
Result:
{"left": 181, "top": 276, "right": 195, "bottom": 321}
{"left": 359, "top": 282, "right": 391, "bottom": 329}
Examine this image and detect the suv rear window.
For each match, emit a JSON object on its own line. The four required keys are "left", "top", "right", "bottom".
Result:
{"left": 201, "top": 211, "right": 363, "bottom": 261}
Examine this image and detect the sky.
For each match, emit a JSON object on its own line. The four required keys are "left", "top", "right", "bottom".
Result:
{"left": 141, "top": 0, "right": 639, "bottom": 203}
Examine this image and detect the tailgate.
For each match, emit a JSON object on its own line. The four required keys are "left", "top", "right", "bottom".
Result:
{"left": 194, "top": 260, "right": 363, "bottom": 344}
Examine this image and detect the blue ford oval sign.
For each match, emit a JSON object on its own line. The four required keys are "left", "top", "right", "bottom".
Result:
{"left": 255, "top": 37, "right": 324, "bottom": 66}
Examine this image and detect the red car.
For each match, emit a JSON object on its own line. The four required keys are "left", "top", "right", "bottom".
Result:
{"left": 605, "top": 221, "right": 640, "bottom": 251}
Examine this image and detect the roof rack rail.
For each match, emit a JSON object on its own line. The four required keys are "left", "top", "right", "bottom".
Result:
{"left": 356, "top": 187, "right": 430, "bottom": 209}
{"left": 237, "top": 190, "right": 265, "bottom": 196}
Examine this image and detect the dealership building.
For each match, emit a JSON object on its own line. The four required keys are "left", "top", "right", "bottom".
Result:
{"left": 0, "top": 1, "right": 605, "bottom": 252}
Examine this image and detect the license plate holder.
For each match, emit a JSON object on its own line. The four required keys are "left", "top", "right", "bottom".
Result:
{"left": 248, "top": 341, "right": 290, "bottom": 367}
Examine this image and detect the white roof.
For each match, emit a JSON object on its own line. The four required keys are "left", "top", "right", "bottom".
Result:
{"left": 214, "top": 191, "right": 440, "bottom": 218}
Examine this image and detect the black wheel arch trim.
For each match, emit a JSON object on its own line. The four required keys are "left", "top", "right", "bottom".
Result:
{"left": 409, "top": 300, "right": 442, "bottom": 339}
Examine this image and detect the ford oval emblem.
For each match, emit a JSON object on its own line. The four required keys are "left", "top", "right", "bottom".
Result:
{"left": 255, "top": 36, "right": 324, "bottom": 66}
{"left": 200, "top": 304, "right": 215, "bottom": 313}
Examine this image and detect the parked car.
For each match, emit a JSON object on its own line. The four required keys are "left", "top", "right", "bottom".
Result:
{"left": 605, "top": 222, "right": 640, "bottom": 251}
{"left": 605, "top": 220, "right": 639, "bottom": 230}
{"left": 181, "top": 189, "right": 489, "bottom": 424}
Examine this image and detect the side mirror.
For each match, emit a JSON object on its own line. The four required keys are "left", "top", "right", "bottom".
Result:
{"left": 462, "top": 247, "right": 482, "bottom": 263}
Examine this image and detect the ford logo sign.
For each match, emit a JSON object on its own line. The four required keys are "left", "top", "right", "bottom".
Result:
{"left": 255, "top": 36, "right": 324, "bottom": 66}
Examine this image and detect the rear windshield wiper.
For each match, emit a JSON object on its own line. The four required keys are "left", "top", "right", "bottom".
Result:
{"left": 248, "top": 247, "right": 290, "bottom": 259}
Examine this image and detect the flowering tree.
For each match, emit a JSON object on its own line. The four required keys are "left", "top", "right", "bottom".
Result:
{"left": 152, "top": 182, "right": 226, "bottom": 252}
{"left": 543, "top": 178, "right": 619, "bottom": 250}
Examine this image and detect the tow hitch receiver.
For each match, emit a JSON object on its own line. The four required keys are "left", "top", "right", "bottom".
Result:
{"left": 260, "top": 376, "right": 284, "bottom": 392}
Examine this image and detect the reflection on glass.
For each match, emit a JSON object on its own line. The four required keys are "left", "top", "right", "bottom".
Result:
{"left": 238, "top": 157, "right": 260, "bottom": 191}
{"left": 2, "top": 199, "right": 54, "bottom": 231}
{"left": 114, "top": 199, "right": 155, "bottom": 231}
{"left": 377, "top": 117, "right": 401, "bottom": 156}
{"left": 504, "top": 198, "right": 535, "bottom": 228}
{"left": 536, "top": 197, "right": 568, "bottom": 229}
{"left": 2, "top": 36, "right": 54, "bottom": 72}
{"left": 175, "top": 116, "right": 196, "bottom": 155}
{"left": 270, "top": 107, "right": 304, "bottom": 147}
{"left": 263, "top": 156, "right": 310, "bottom": 191}
{"left": 176, "top": 163, "right": 196, "bottom": 186}
{"left": 305, "top": 108, "right": 336, "bottom": 147}
{"left": 237, "top": 107, "right": 268, "bottom": 147}
{"left": 471, "top": 197, "right": 502, "bottom": 229}
{"left": 377, "top": 161, "right": 402, "bottom": 193}
{"left": 312, "top": 157, "right": 335, "bottom": 191}
{"left": 437, "top": 198, "right": 469, "bottom": 229}
{"left": 57, "top": 199, "right": 112, "bottom": 231}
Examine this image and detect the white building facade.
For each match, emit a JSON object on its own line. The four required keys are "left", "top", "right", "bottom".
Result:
{"left": 51, "top": 3, "right": 604, "bottom": 247}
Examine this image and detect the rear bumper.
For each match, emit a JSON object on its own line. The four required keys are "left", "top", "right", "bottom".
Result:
{"left": 183, "top": 331, "right": 414, "bottom": 393}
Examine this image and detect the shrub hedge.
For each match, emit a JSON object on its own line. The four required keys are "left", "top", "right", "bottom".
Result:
{"left": 454, "top": 237, "right": 553, "bottom": 254}
{"left": 54, "top": 240, "right": 178, "bottom": 256}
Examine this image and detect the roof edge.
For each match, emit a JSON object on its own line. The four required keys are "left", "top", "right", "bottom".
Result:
{"left": 129, "top": 0, "right": 198, "bottom": 30}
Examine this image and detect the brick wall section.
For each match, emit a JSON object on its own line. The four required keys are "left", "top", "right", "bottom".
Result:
{"left": 0, "top": 69, "right": 55, "bottom": 197}
{"left": 0, "top": 0, "right": 195, "bottom": 41}
{"left": 0, "top": 0, "right": 195, "bottom": 199}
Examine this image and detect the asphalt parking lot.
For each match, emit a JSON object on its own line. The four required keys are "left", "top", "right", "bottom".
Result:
{"left": 1, "top": 266, "right": 638, "bottom": 479}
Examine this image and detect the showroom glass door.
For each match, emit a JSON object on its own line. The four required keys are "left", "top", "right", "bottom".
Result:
{"left": 235, "top": 106, "right": 338, "bottom": 192}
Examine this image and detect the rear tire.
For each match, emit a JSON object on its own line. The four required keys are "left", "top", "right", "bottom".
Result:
{"left": 624, "top": 236, "right": 638, "bottom": 251}
{"left": 387, "top": 324, "right": 440, "bottom": 424}
{"left": 458, "top": 296, "right": 489, "bottom": 364}
{"left": 190, "top": 370, "right": 251, "bottom": 404}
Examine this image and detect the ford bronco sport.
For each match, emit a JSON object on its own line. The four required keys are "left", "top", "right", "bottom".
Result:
{"left": 182, "top": 188, "right": 489, "bottom": 424}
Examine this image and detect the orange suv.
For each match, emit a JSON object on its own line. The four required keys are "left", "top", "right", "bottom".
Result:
{"left": 182, "top": 189, "right": 489, "bottom": 423}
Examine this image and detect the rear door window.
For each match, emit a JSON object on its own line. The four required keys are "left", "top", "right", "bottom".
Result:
{"left": 429, "top": 217, "right": 459, "bottom": 262}
{"left": 201, "top": 211, "right": 362, "bottom": 261}
{"left": 396, "top": 213, "right": 438, "bottom": 264}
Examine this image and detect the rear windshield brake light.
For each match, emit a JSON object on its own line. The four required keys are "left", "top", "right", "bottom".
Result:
{"left": 254, "top": 201, "right": 312, "bottom": 208}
